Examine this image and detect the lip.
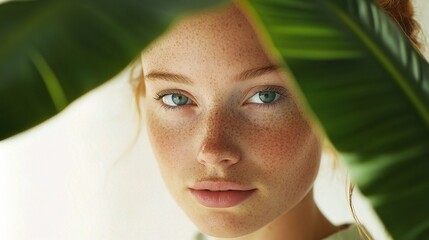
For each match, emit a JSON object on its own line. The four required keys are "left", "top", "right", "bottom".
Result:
{"left": 189, "top": 181, "right": 256, "bottom": 208}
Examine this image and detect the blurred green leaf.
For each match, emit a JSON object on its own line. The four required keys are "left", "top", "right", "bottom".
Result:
{"left": 0, "top": 0, "right": 223, "bottom": 139}
{"left": 243, "top": 0, "right": 429, "bottom": 239}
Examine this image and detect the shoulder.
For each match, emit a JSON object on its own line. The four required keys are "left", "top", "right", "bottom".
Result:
{"left": 193, "top": 232, "right": 213, "bottom": 240}
{"left": 322, "top": 224, "right": 363, "bottom": 240}
{"left": 194, "top": 224, "right": 365, "bottom": 240}
{"left": 193, "top": 232, "right": 207, "bottom": 240}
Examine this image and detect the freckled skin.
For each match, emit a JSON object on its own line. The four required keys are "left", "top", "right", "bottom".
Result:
{"left": 142, "top": 5, "right": 335, "bottom": 240}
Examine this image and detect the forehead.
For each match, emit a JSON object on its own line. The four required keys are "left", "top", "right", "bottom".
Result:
{"left": 141, "top": 6, "right": 272, "bottom": 76}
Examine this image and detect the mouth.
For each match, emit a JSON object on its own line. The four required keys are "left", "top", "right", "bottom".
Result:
{"left": 189, "top": 181, "right": 256, "bottom": 208}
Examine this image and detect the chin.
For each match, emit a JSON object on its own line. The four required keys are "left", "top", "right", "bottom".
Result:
{"left": 189, "top": 210, "right": 264, "bottom": 238}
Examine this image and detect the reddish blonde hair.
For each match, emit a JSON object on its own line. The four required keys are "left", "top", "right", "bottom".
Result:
{"left": 377, "top": 0, "right": 421, "bottom": 49}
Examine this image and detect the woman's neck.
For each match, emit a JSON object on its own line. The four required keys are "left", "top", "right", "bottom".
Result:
{"left": 215, "top": 190, "right": 339, "bottom": 240}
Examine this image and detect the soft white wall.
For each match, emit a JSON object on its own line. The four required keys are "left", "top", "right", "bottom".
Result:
{"left": 1, "top": 1, "right": 428, "bottom": 240}
{"left": 1, "top": 67, "right": 200, "bottom": 240}
{"left": 414, "top": 0, "right": 429, "bottom": 58}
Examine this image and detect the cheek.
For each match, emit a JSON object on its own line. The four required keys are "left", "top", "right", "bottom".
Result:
{"left": 244, "top": 107, "right": 322, "bottom": 195}
{"left": 145, "top": 109, "right": 194, "bottom": 174}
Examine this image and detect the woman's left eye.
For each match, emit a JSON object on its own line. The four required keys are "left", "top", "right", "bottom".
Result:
{"left": 247, "top": 91, "right": 281, "bottom": 104}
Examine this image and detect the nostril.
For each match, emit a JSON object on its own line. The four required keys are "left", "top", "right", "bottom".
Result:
{"left": 197, "top": 140, "right": 241, "bottom": 167}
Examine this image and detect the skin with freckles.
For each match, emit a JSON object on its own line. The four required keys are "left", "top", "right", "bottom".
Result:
{"left": 141, "top": 5, "right": 339, "bottom": 240}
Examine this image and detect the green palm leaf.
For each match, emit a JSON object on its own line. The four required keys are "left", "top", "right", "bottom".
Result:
{"left": 242, "top": 0, "right": 429, "bottom": 239}
{"left": 0, "top": 0, "right": 222, "bottom": 139}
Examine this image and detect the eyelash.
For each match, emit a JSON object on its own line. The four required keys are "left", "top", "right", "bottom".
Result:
{"left": 153, "top": 86, "right": 288, "bottom": 110}
{"left": 247, "top": 86, "right": 287, "bottom": 108}
{"left": 153, "top": 89, "right": 193, "bottom": 110}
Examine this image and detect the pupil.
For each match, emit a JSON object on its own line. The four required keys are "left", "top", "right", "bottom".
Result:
{"left": 172, "top": 94, "right": 188, "bottom": 105}
{"left": 259, "top": 91, "right": 276, "bottom": 103}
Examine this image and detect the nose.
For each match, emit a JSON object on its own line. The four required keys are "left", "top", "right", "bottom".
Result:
{"left": 197, "top": 108, "right": 241, "bottom": 168}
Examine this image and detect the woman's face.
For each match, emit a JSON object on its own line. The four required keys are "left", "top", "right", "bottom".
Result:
{"left": 142, "top": 6, "right": 322, "bottom": 238}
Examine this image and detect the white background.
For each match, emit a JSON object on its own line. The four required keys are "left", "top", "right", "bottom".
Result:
{"left": 1, "top": 1, "right": 428, "bottom": 239}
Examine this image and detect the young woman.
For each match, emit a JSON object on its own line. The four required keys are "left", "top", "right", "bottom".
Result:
{"left": 134, "top": 1, "right": 420, "bottom": 239}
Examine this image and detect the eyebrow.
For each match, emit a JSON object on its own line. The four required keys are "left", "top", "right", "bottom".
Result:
{"left": 236, "top": 64, "right": 279, "bottom": 82}
{"left": 144, "top": 64, "right": 279, "bottom": 84}
{"left": 144, "top": 72, "right": 193, "bottom": 84}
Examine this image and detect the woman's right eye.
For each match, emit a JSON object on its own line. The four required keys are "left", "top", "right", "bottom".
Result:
{"left": 162, "top": 94, "right": 193, "bottom": 107}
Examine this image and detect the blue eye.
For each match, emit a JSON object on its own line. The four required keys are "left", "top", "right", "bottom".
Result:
{"left": 162, "top": 94, "right": 193, "bottom": 106}
{"left": 248, "top": 91, "right": 280, "bottom": 104}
